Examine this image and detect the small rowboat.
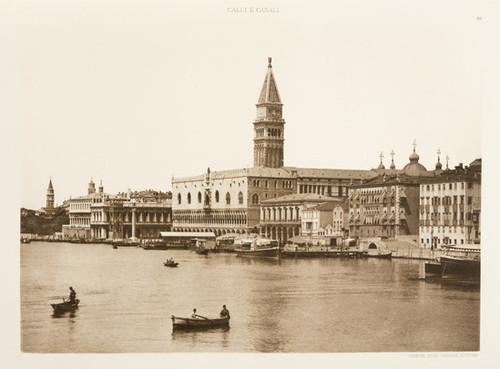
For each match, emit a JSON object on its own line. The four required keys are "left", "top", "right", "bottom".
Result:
{"left": 171, "top": 315, "right": 230, "bottom": 330}
{"left": 51, "top": 299, "right": 80, "bottom": 313}
{"left": 164, "top": 261, "right": 179, "bottom": 267}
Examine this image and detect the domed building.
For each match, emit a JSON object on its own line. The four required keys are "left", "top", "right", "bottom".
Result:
{"left": 348, "top": 142, "right": 438, "bottom": 239}
{"left": 402, "top": 146, "right": 428, "bottom": 176}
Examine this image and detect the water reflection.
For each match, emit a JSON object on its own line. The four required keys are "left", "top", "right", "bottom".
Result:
{"left": 51, "top": 311, "right": 77, "bottom": 319}
{"left": 236, "top": 256, "right": 282, "bottom": 266}
{"left": 171, "top": 327, "right": 230, "bottom": 349}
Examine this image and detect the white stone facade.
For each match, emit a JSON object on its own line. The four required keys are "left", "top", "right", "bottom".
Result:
{"left": 419, "top": 178, "right": 481, "bottom": 248}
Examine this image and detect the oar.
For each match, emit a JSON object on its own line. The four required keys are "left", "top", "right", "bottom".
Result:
{"left": 195, "top": 314, "right": 213, "bottom": 323}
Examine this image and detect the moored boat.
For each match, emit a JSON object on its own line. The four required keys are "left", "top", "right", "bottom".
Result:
{"left": 192, "top": 238, "right": 211, "bottom": 255}
{"left": 51, "top": 299, "right": 80, "bottom": 314}
{"left": 423, "top": 244, "right": 480, "bottom": 280}
{"left": 142, "top": 242, "right": 168, "bottom": 250}
{"left": 112, "top": 238, "right": 140, "bottom": 247}
{"left": 234, "top": 237, "right": 279, "bottom": 257}
{"left": 171, "top": 315, "right": 230, "bottom": 330}
{"left": 439, "top": 244, "right": 480, "bottom": 279}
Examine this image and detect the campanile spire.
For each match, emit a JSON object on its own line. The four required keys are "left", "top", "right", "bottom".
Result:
{"left": 253, "top": 57, "right": 285, "bottom": 168}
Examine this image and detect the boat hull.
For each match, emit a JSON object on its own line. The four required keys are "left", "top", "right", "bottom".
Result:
{"left": 164, "top": 262, "right": 179, "bottom": 267}
{"left": 171, "top": 315, "right": 229, "bottom": 330}
{"left": 143, "top": 246, "right": 168, "bottom": 250}
{"left": 424, "top": 261, "right": 443, "bottom": 275}
{"left": 440, "top": 255, "right": 480, "bottom": 280}
{"left": 235, "top": 247, "right": 279, "bottom": 257}
{"left": 51, "top": 299, "right": 80, "bottom": 313}
{"left": 365, "top": 251, "right": 392, "bottom": 259}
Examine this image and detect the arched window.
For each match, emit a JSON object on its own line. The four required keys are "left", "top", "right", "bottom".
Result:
{"left": 238, "top": 192, "right": 244, "bottom": 204}
{"left": 215, "top": 191, "right": 219, "bottom": 203}
{"left": 252, "top": 193, "right": 259, "bottom": 204}
{"left": 226, "top": 192, "right": 231, "bottom": 205}
{"left": 198, "top": 192, "right": 202, "bottom": 203}
{"left": 187, "top": 193, "right": 191, "bottom": 204}
{"left": 177, "top": 193, "right": 181, "bottom": 204}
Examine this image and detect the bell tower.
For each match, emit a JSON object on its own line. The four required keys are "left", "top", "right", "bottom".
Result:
{"left": 46, "top": 178, "right": 54, "bottom": 209}
{"left": 253, "top": 57, "right": 285, "bottom": 168}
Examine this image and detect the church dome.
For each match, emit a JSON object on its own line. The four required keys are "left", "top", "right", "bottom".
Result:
{"left": 409, "top": 151, "right": 419, "bottom": 161}
{"left": 403, "top": 147, "right": 427, "bottom": 176}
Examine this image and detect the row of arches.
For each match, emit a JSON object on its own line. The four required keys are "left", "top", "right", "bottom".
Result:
{"left": 173, "top": 210, "right": 248, "bottom": 226}
{"left": 178, "top": 191, "right": 245, "bottom": 205}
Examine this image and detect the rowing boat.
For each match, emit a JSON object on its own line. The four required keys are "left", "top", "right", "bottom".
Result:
{"left": 51, "top": 299, "right": 80, "bottom": 313}
{"left": 171, "top": 315, "right": 230, "bottom": 330}
{"left": 164, "top": 261, "right": 179, "bottom": 267}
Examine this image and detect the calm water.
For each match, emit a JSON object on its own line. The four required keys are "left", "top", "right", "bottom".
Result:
{"left": 20, "top": 242, "right": 480, "bottom": 353}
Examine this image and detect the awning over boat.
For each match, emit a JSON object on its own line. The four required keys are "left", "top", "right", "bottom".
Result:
{"left": 160, "top": 231, "right": 216, "bottom": 238}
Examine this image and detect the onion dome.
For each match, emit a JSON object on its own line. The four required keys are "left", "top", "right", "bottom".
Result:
{"left": 390, "top": 149, "right": 396, "bottom": 170}
{"left": 435, "top": 161, "right": 442, "bottom": 170}
{"left": 402, "top": 140, "right": 427, "bottom": 176}
{"left": 377, "top": 152, "right": 385, "bottom": 169}
{"left": 435, "top": 149, "right": 443, "bottom": 170}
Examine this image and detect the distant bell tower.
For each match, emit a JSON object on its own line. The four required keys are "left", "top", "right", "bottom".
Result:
{"left": 253, "top": 57, "right": 285, "bottom": 168}
{"left": 88, "top": 178, "right": 96, "bottom": 194}
{"left": 46, "top": 178, "right": 54, "bottom": 209}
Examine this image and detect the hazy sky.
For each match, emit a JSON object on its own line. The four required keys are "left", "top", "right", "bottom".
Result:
{"left": 12, "top": 1, "right": 485, "bottom": 209}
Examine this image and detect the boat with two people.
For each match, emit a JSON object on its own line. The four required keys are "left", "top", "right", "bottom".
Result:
{"left": 164, "top": 258, "right": 179, "bottom": 267}
{"left": 171, "top": 306, "right": 230, "bottom": 330}
{"left": 234, "top": 236, "right": 279, "bottom": 257}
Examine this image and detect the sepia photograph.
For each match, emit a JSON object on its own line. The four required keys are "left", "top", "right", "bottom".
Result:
{"left": 3, "top": 0, "right": 500, "bottom": 367}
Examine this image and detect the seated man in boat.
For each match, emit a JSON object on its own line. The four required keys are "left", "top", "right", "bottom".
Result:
{"left": 68, "top": 287, "right": 76, "bottom": 304}
{"left": 191, "top": 308, "right": 198, "bottom": 318}
{"left": 219, "top": 305, "right": 230, "bottom": 318}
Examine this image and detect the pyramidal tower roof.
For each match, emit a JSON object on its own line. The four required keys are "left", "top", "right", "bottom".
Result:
{"left": 257, "top": 57, "right": 282, "bottom": 104}
{"left": 48, "top": 178, "right": 53, "bottom": 189}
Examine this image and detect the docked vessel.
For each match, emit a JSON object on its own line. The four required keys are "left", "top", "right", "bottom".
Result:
{"left": 234, "top": 237, "right": 279, "bottom": 257}
{"left": 171, "top": 315, "right": 229, "bottom": 330}
{"left": 112, "top": 237, "right": 140, "bottom": 247}
{"left": 142, "top": 241, "right": 168, "bottom": 250}
{"left": 192, "top": 238, "right": 211, "bottom": 255}
{"left": 425, "top": 244, "right": 480, "bottom": 280}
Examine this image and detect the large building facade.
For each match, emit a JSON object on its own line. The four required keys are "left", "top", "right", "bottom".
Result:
{"left": 172, "top": 167, "right": 296, "bottom": 235}
{"left": 419, "top": 159, "right": 481, "bottom": 248}
{"left": 348, "top": 146, "right": 439, "bottom": 239}
{"left": 63, "top": 180, "right": 172, "bottom": 240}
{"left": 171, "top": 58, "right": 374, "bottom": 237}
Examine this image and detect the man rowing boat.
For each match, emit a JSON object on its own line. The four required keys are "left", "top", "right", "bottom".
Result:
{"left": 219, "top": 305, "right": 230, "bottom": 318}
